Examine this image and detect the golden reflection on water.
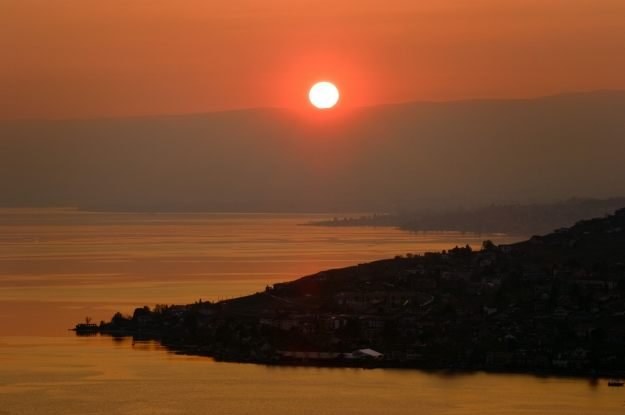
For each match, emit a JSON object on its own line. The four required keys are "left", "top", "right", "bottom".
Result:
{"left": 1, "top": 335, "right": 624, "bottom": 415}
{"left": 0, "top": 209, "right": 523, "bottom": 335}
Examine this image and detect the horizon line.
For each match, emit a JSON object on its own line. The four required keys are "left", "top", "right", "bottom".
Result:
{"left": 2, "top": 88, "right": 624, "bottom": 124}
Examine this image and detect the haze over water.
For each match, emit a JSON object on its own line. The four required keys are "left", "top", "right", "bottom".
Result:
{"left": 0, "top": 209, "right": 522, "bottom": 336}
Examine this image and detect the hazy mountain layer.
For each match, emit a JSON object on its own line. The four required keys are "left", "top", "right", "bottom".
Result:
{"left": 2, "top": 91, "right": 624, "bottom": 212}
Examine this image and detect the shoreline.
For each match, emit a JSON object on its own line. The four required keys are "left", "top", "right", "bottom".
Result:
{"left": 72, "top": 208, "right": 625, "bottom": 382}
{"left": 73, "top": 329, "right": 625, "bottom": 380}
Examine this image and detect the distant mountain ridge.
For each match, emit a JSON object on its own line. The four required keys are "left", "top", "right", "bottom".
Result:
{"left": 310, "top": 197, "right": 625, "bottom": 235}
{"left": 2, "top": 90, "right": 625, "bottom": 212}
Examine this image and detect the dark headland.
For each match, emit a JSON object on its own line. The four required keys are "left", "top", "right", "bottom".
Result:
{"left": 78, "top": 208, "right": 625, "bottom": 376}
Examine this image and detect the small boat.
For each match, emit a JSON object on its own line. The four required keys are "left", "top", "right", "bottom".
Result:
{"left": 607, "top": 379, "right": 624, "bottom": 387}
{"left": 73, "top": 323, "right": 99, "bottom": 333}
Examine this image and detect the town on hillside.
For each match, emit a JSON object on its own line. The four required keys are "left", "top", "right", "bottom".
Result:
{"left": 77, "top": 208, "right": 625, "bottom": 375}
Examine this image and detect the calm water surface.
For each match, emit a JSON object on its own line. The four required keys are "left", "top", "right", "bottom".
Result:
{"left": 1, "top": 336, "right": 623, "bottom": 415}
{"left": 0, "top": 209, "right": 521, "bottom": 335}
{"left": 2, "top": 209, "right": 620, "bottom": 414}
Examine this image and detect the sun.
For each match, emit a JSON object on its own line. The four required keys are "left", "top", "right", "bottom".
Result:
{"left": 309, "top": 81, "right": 340, "bottom": 109}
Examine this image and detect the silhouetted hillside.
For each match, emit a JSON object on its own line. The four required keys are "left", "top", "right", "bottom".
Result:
{"left": 311, "top": 198, "right": 625, "bottom": 235}
{"left": 91, "top": 208, "right": 625, "bottom": 375}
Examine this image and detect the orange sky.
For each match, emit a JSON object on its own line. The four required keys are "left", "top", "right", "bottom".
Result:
{"left": 2, "top": 0, "right": 625, "bottom": 119}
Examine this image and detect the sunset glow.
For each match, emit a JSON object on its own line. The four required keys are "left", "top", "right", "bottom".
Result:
{"left": 309, "top": 82, "right": 340, "bottom": 109}
{"left": 2, "top": 1, "right": 625, "bottom": 413}
{"left": 3, "top": 1, "right": 625, "bottom": 119}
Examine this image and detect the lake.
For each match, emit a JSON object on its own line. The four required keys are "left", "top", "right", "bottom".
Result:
{"left": 2, "top": 209, "right": 621, "bottom": 414}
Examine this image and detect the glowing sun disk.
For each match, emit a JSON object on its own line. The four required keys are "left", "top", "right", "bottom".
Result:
{"left": 309, "top": 82, "right": 339, "bottom": 109}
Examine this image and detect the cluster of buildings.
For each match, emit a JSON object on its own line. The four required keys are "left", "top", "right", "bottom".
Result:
{"left": 95, "top": 208, "right": 625, "bottom": 374}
